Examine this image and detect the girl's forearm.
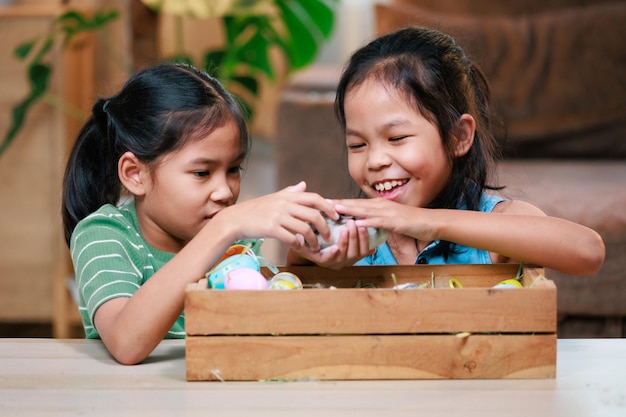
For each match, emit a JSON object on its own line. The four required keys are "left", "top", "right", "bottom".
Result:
{"left": 98, "top": 217, "right": 237, "bottom": 365}
{"left": 434, "top": 209, "right": 605, "bottom": 275}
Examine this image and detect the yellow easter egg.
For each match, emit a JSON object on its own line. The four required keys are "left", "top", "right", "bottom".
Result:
{"left": 493, "top": 279, "right": 523, "bottom": 289}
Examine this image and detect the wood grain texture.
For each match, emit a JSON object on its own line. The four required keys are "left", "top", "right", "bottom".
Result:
{"left": 185, "top": 266, "right": 556, "bottom": 335}
{"left": 185, "top": 266, "right": 556, "bottom": 380}
{"left": 4, "top": 338, "right": 625, "bottom": 416}
{"left": 186, "top": 334, "right": 556, "bottom": 381}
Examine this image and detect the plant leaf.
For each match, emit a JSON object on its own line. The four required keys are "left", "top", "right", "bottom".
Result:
{"left": 274, "top": 0, "right": 338, "bottom": 69}
{"left": 14, "top": 40, "right": 36, "bottom": 60}
{"left": 231, "top": 75, "right": 259, "bottom": 97}
{"left": 90, "top": 10, "right": 120, "bottom": 28}
{"left": 203, "top": 50, "right": 226, "bottom": 78}
{"left": 58, "top": 9, "right": 120, "bottom": 41}
{"left": 234, "top": 29, "right": 274, "bottom": 80}
{"left": 2, "top": 9, "right": 119, "bottom": 159}
{"left": 223, "top": 15, "right": 257, "bottom": 47}
{"left": 0, "top": 101, "right": 29, "bottom": 157}
{"left": 56, "top": 10, "right": 88, "bottom": 26}
{"left": 57, "top": 9, "right": 119, "bottom": 31}
{"left": 0, "top": 64, "right": 52, "bottom": 158}
{"left": 274, "top": 1, "right": 318, "bottom": 69}
{"left": 31, "top": 37, "right": 54, "bottom": 63}
{"left": 28, "top": 63, "right": 53, "bottom": 98}
{"left": 295, "top": 0, "right": 337, "bottom": 39}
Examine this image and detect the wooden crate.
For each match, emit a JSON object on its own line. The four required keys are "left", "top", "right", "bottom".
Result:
{"left": 185, "top": 264, "right": 556, "bottom": 381}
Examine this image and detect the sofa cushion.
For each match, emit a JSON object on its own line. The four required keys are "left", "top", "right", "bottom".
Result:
{"left": 497, "top": 160, "right": 626, "bottom": 316}
{"left": 391, "top": 0, "right": 623, "bottom": 16}
{"left": 375, "top": 2, "right": 626, "bottom": 158}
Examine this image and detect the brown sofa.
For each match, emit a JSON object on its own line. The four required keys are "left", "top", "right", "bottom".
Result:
{"left": 275, "top": 0, "right": 626, "bottom": 337}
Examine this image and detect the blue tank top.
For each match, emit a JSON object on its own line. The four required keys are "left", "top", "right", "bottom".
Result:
{"left": 355, "top": 193, "right": 506, "bottom": 266}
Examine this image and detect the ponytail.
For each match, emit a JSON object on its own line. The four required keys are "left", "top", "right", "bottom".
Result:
{"left": 62, "top": 98, "right": 122, "bottom": 245}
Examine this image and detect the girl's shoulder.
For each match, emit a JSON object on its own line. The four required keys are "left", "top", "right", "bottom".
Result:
{"left": 70, "top": 201, "right": 174, "bottom": 269}
{"left": 79, "top": 201, "right": 137, "bottom": 226}
{"left": 480, "top": 192, "right": 508, "bottom": 212}
{"left": 491, "top": 198, "right": 546, "bottom": 216}
{"left": 71, "top": 202, "right": 141, "bottom": 247}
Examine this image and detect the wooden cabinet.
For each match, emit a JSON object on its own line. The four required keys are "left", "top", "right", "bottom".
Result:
{"left": 0, "top": 4, "right": 75, "bottom": 323}
{"left": 0, "top": 1, "right": 131, "bottom": 336}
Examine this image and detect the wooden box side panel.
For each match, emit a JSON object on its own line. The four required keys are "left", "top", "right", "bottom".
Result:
{"left": 185, "top": 286, "right": 556, "bottom": 335}
{"left": 186, "top": 334, "right": 556, "bottom": 381}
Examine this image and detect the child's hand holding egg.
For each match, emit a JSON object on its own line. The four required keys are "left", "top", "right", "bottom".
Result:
{"left": 312, "top": 214, "right": 388, "bottom": 251}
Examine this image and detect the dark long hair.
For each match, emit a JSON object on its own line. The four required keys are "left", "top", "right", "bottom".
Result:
{"left": 335, "top": 26, "right": 502, "bottom": 212}
{"left": 62, "top": 63, "right": 249, "bottom": 245}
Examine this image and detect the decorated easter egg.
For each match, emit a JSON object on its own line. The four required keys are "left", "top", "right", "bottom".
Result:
{"left": 313, "top": 214, "right": 389, "bottom": 251}
{"left": 448, "top": 278, "right": 464, "bottom": 288}
{"left": 213, "top": 244, "right": 249, "bottom": 266}
{"left": 492, "top": 279, "right": 523, "bottom": 289}
{"left": 207, "top": 254, "right": 260, "bottom": 289}
{"left": 224, "top": 268, "right": 268, "bottom": 290}
{"left": 268, "top": 272, "right": 303, "bottom": 290}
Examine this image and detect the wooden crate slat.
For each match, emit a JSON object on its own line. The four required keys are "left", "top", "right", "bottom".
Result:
{"left": 185, "top": 287, "right": 555, "bottom": 335}
{"left": 186, "top": 334, "right": 556, "bottom": 381}
{"left": 185, "top": 267, "right": 555, "bottom": 336}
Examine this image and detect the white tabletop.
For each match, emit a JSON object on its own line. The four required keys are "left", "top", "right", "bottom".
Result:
{"left": 0, "top": 338, "right": 624, "bottom": 416}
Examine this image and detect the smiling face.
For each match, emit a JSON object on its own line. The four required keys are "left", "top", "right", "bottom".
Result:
{"left": 131, "top": 119, "right": 245, "bottom": 253}
{"left": 343, "top": 78, "right": 453, "bottom": 208}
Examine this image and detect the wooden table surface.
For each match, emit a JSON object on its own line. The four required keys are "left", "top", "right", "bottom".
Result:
{"left": 0, "top": 338, "right": 624, "bottom": 416}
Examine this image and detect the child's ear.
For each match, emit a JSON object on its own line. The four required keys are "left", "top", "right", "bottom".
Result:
{"left": 118, "top": 151, "right": 149, "bottom": 196}
{"left": 453, "top": 114, "right": 476, "bottom": 157}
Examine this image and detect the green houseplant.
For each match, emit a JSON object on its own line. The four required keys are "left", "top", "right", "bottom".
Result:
{"left": 1, "top": 0, "right": 338, "bottom": 158}
{"left": 144, "top": 0, "right": 338, "bottom": 118}
{"left": 0, "top": 9, "right": 120, "bottom": 158}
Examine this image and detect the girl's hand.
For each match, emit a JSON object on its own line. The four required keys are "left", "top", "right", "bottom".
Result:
{"left": 334, "top": 198, "right": 437, "bottom": 242}
{"left": 334, "top": 198, "right": 605, "bottom": 276}
{"left": 215, "top": 181, "right": 338, "bottom": 250}
{"left": 288, "top": 217, "right": 374, "bottom": 270}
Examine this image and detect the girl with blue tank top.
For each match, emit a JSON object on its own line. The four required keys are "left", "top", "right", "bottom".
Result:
{"left": 287, "top": 27, "right": 604, "bottom": 276}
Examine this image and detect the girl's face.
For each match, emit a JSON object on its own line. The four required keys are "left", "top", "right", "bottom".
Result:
{"left": 136, "top": 120, "right": 244, "bottom": 252}
{"left": 343, "top": 78, "right": 452, "bottom": 208}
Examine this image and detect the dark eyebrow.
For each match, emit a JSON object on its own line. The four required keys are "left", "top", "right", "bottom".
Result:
{"left": 189, "top": 157, "right": 218, "bottom": 166}
{"left": 189, "top": 151, "right": 246, "bottom": 166}
{"left": 378, "top": 118, "right": 412, "bottom": 131}
{"left": 346, "top": 118, "right": 412, "bottom": 138}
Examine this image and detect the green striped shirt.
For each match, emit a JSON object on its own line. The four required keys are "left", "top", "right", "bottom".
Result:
{"left": 70, "top": 201, "right": 184, "bottom": 339}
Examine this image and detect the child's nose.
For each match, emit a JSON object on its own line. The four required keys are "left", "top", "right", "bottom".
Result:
{"left": 366, "top": 147, "right": 392, "bottom": 170}
{"left": 210, "top": 176, "right": 235, "bottom": 203}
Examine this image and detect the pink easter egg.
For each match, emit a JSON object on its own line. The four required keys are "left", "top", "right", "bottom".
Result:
{"left": 224, "top": 268, "right": 269, "bottom": 290}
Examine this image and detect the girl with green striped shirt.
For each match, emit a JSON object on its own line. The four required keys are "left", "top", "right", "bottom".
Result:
{"left": 62, "top": 63, "right": 337, "bottom": 365}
